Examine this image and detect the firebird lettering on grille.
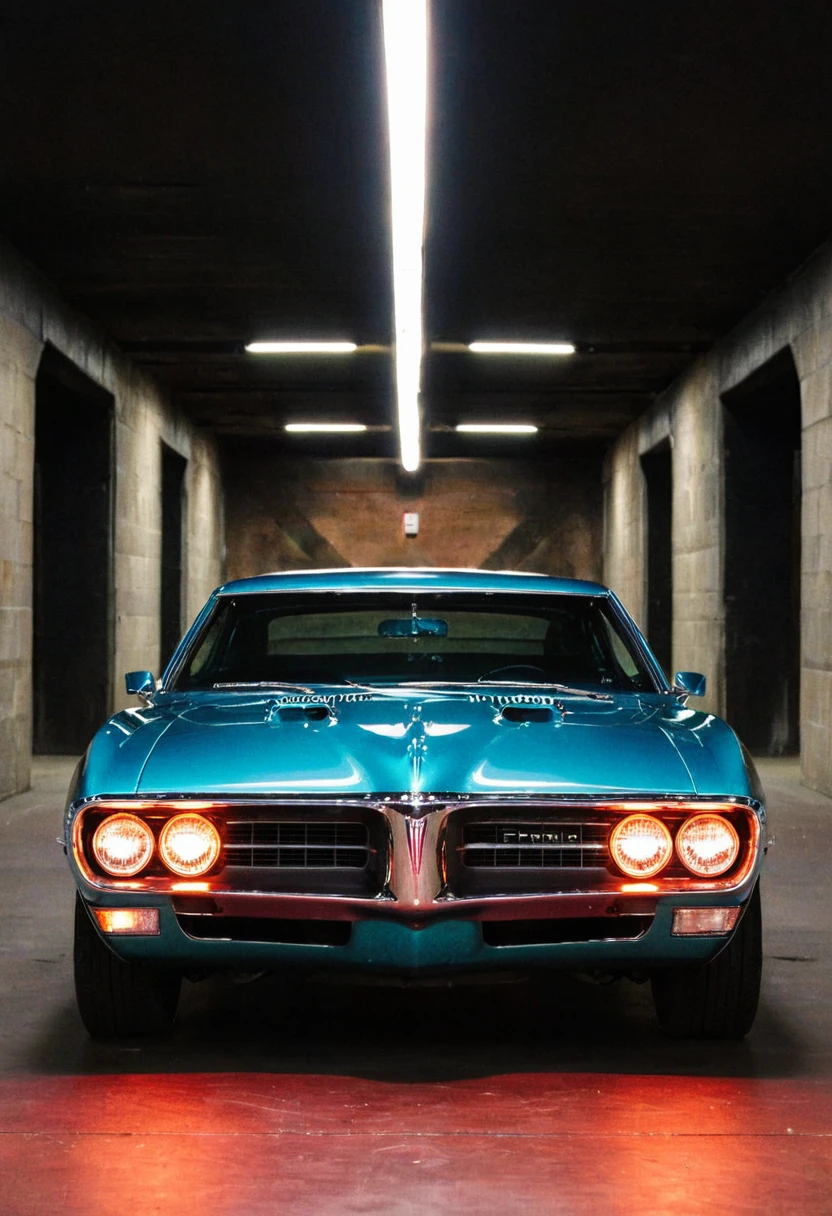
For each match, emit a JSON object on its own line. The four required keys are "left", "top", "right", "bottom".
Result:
{"left": 498, "top": 828, "right": 580, "bottom": 845}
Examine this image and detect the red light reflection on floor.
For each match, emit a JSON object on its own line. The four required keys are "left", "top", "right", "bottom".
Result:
{"left": 1, "top": 1073, "right": 830, "bottom": 1215}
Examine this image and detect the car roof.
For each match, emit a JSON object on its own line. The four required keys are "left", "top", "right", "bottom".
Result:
{"left": 215, "top": 568, "right": 610, "bottom": 597}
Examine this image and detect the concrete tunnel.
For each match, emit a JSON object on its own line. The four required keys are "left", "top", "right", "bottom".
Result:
{"left": 1, "top": 2, "right": 831, "bottom": 1212}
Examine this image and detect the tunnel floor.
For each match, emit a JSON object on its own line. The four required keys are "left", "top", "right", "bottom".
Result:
{"left": 1, "top": 757, "right": 830, "bottom": 1214}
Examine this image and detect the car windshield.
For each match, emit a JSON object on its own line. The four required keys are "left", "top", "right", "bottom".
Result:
{"left": 171, "top": 592, "right": 656, "bottom": 693}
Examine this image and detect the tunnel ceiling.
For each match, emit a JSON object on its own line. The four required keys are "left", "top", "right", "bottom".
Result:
{"left": 2, "top": 0, "right": 832, "bottom": 458}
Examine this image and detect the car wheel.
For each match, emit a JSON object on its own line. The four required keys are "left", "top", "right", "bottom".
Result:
{"left": 650, "top": 883, "right": 762, "bottom": 1039}
{"left": 73, "top": 893, "right": 181, "bottom": 1039}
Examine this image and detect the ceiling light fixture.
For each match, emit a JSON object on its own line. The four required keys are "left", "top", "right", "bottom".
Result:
{"left": 468, "top": 341, "right": 576, "bottom": 356}
{"left": 285, "top": 423, "right": 368, "bottom": 433}
{"left": 456, "top": 424, "right": 539, "bottom": 434}
{"left": 382, "top": 0, "right": 427, "bottom": 473}
{"left": 245, "top": 341, "right": 357, "bottom": 354}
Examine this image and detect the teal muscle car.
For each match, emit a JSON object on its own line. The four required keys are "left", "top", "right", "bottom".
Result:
{"left": 66, "top": 568, "right": 765, "bottom": 1039}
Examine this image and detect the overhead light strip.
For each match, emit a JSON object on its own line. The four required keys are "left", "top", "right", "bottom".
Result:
{"left": 468, "top": 341, "right": 576, "bottom": 356}
{"left": 285, "top": 423, "right": 367, "bottom": 433}
{"left": 245, "top": 341, "right": 357, "bottom": 354}
{"left": 456, "top": 424, "right": 538, "bottom": 434}
{"left": 383, "top": 0, "right": 427, "bottom": 473}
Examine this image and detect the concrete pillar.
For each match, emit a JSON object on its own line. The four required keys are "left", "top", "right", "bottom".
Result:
{"left": 0, "top": 315, "right": 43, "bottom": 798}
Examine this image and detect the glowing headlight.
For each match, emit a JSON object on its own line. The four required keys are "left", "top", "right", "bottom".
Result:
{"left": 610, "top": 814, "right": 673, "bottom": 878}
{"left": 676, "top": 814, "right": 740, "bottom": 877}
{"left": 159, "top": 814, "right": 221, "bottom": 877}
{"left": 92, "top": 813, "right": 155, "bottom": 877}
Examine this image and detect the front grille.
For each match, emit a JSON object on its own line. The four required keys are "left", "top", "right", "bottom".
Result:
{"left": 224, "top": 821, "right": 369, "bottom": 869}
{"left": 462, "top": 821, "right": 609, "bottom": 868}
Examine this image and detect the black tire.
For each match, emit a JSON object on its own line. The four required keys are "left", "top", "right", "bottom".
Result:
{"left": 73, "top": 893, "right": 182, "bottom": 1039}
{"left": 651, "top": 883, "right": 762, "bottom": 1039}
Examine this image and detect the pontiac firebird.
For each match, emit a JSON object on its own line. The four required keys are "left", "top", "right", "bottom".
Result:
{"left": 64, "top": 568, "right": 765, "bottom": 1039}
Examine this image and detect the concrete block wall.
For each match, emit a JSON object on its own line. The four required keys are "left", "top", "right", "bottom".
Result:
{"left": 0, "top": 312, "right": 41, "bottom": 797}
{"left": 221, "top": 448, "right": 604, "bottom": 583}
{"left": 604, "top": 239, "right": 832, "bottom": 795}
{"left": 114, "top": 368, "right": 223, "bottom": 687}
{"left": 0, "top": 241, "right": 224, "bottom": 799}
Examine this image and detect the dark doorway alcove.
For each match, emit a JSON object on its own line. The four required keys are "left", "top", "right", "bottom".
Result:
{"left": 641, "top": 441, "right": 673, "bottom": 677}
{"left": 723, "top": 349, "right": 802, "bottom": 755}
{"left": 160, "top": 444, "right": 187, "bottom": 671}
{"left": 33, "top": 348, "right": 114, "bottom": 754}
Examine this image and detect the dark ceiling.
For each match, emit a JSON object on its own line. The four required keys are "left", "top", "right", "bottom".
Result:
{"left": 2, "top": 0, "right": 832, "bottom": 458}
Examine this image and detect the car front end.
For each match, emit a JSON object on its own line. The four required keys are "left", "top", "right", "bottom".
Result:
{"left": 65, "top": 568, "right": 766, "bottom": 1038}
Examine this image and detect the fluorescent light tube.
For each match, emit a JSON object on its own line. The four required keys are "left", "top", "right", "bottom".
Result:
{"left": 245, "top": 341, "right": 357, "bottom": 354}
{"left": 383, "top": 0, "right": 427, "bottom": 473}
{"left": 468, "top": 341, "right": 576, "bottom": 356}
{"left": 285, "top": 423, "right": 368, "bottom": 433}
{"left": 456, "top": 424, "right": 539, "bottom": 434}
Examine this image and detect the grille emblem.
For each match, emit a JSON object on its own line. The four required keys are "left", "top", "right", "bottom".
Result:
{"left": 405, "top": 817, "right": 428, "bottom": 873}
{"left": 498, "top": 828, "right": 580, "bottom": 846}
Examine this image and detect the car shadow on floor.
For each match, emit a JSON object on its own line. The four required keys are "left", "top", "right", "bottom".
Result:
{"left": 29, "top": 966, "right": 802, "bottom": 1083}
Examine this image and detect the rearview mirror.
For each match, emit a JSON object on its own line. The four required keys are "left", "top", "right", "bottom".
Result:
{"left": 673, "top": 671, "right": 706, "bottom": 699}
{"left": 378, "top": 617, "right": 448, "bottom": 638}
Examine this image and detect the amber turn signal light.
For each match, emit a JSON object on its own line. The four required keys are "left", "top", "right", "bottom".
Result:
{"left": 671, "top": 906, "right": 741, "bottom": 936}
{"left": 93, "top": 907, "right": 160, "bottom": 935}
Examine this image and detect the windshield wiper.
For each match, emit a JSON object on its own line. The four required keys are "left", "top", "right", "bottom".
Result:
{"left": 211, "top": 676, "right": 380, "bottom": 695}
{"left": 396, "top": 680, "right": 613, "bottom": 701}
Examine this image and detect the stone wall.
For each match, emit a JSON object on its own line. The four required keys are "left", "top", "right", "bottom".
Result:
{"left": 604, "top": 239, "right": 832, "bottom": 794}
{"left": 0, "top": 241, "right": 224, "bottom": 799}
{"left": 222, "top": 447, "right": 603, "bottom": 583}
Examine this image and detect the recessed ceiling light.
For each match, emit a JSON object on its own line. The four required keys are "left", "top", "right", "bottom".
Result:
{"left": 383, "top": 0, "right": 427, "bottom": 473}
{"left": 285, "top": 423, "right": 368, "bottom": 433}
{"left": 468, "top": 341, "right": 576, "bottom": 356}
{"left": 456, "top": 424, "right": 539, "bottom": 434}
{"left": 245, "top": 341, "right": 357, "bottom": 354}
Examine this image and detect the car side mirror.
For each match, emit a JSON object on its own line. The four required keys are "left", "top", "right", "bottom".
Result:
{"left": 672, "top": 671, "right": 707, "bottom": 699}
{"left": 125, "top": 670, "right": 156, "bottom": 703}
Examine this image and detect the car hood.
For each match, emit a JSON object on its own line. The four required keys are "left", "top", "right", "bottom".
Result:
{"left": 78, "top": 686, "right": 752, "bottom": 799}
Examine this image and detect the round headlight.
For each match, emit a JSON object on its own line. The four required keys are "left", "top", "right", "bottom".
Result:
{"left": 159, "top": 813, "right": 221, "bottom": 877}
{"left": 92, "top": 813, "right": 155, "bottom": 877}
{"left": 676, "top": 814, "right": 740, "bottom": 877}
{"left": 610, "top": 814, "right": 673, "bottom": 878}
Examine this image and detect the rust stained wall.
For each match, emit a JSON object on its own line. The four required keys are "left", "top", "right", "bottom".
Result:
{"left": 222, "top": 447, "right": 603, "bottom": 581}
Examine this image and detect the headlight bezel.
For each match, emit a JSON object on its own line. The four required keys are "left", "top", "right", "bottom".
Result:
{"left": 81, "top": 803, "right": 225, "bottom": 882}
{"left": 607, "top": 805, "right": 749, "bottom": 882}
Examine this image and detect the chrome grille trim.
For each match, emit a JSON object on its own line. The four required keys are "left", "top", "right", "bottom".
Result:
{"left": 461, "top": 820, "right": 610, "bottom": 869}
